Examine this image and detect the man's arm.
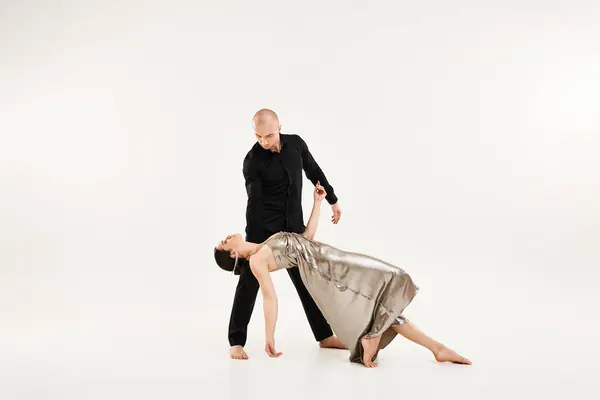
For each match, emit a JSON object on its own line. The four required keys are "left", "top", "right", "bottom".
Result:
{"left": 243, "top": 152, "right": 263, "bottom": 242}
{"left": 298, "top": 136, "right": 338, "bottom": 205}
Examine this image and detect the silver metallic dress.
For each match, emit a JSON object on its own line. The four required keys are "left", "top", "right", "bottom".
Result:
{"left": 261, "top": 231, "right": 419, "bottom": 364}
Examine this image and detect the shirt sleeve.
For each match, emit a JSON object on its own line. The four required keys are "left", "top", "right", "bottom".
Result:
{"left": 243, "top": 152, "right": 264, "bottom": 242}
{"left": 298, "top": 135, "right": 339, "bottom": 205}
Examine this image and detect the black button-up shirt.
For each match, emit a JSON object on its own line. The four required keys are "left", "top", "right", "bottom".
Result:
{"left": 243, "top": 133, "right": 338, "bottom": 243}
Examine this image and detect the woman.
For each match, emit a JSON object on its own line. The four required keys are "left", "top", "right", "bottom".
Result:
{"left": 214, "top": 182, "right": 471, "bottom": 368}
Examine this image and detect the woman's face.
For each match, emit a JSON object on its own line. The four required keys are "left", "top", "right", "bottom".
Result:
{"left": 216, "top": 233, "right": 243, "bottom": 254}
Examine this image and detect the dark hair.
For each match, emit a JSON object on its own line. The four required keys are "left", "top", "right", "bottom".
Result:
{"left": 214, "top": 248, "right": 249, "bottom": 275}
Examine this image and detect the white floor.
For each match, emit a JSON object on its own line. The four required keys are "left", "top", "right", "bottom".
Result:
{"left": 2, "top": 248, "right": 598, "bottom": 400}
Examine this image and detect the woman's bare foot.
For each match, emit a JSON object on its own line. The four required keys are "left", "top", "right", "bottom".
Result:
{"left": 319, "top": 335, "right": 347, "bottom": 349}
{"left": 360, "top": 335, "right": 381, "bottom": 368}
{"left": 433, "top": 345, "right": 471, "bottom": 365}
{"left": 230, "top": 345, "right": 248, "bottom": 360}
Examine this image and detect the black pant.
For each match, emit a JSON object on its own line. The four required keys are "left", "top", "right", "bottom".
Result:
{"left": 228, "top": 256, "right": 333, "bottom": 347}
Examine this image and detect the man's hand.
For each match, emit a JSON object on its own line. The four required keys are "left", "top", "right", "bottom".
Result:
{"left": 265, "top": 339, "right": 282, "bottom": 358}
{"left": 331, "top": 202, "right": 341, "bottom": 224}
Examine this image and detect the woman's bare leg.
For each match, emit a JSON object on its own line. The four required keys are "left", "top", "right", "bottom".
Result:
{"left": 392, "top": 321, "right": 471, "bottom": 365}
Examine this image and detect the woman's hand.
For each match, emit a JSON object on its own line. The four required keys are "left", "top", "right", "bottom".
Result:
{"left": 265, "top": 338, "right": 282, "bottom": 358}
{"left": 314, "top": 181, "right": 327, "bottom": 202}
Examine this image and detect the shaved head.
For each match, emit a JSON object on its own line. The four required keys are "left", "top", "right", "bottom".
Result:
{"left": 252, "top": 108, "right": 281, "bottom": 152}
{"left": 252, "top": 108, "right": 280, "bottom": 127}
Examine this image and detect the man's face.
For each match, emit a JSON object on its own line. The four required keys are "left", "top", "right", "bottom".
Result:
{"left": 254, "top": 119, "right": 280, "bottom": 151}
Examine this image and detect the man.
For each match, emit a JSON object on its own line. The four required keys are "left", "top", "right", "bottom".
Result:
{"left": 228, "top": 109, "right": 345, "bottom": 359}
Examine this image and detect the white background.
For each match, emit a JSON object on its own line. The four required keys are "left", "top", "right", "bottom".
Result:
{"left": 1, "top": 1, "right": 599, "bottom": 399}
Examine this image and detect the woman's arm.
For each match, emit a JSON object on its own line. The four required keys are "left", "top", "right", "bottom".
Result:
{"left": 303, "top": 181, "right": 326, "bottom": 240}
{"left": 249, "top": 248, "right": 282, "bottom": 358}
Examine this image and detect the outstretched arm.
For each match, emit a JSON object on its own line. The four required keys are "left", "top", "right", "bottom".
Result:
{"left": 299, "top": 136, "right": 342, "bottom": 224}
{"left": 249, "top": 247, "right": 281, "bottom": 358}
{"left": 303, "top": 182, "right": 326, "bottom": 240}
{"left": 299, "top": 136, "right": 338, "bottom": 205}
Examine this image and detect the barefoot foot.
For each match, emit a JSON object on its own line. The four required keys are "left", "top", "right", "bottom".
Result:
{"left": 434, "top": 345, "right": 471, "bottom": 365}
{"left": 360, "top": 335, "right": 381, "bottom": 368}
{"left": 230, "top": 345, "right": 248, "bottom": 360}
{"left": 319, "top": 335, "right": 347, "bottom": 350}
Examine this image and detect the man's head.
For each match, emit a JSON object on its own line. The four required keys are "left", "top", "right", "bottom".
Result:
{"left": 214, "top": 233, "right": 246, "bottom": 273}
{"left": 253, "top": 109, "right": 281, "bottom": 151}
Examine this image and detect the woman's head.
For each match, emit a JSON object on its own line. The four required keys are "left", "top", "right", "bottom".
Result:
{"left": 214, "top": 233, "right": 248, "bottom": 274}
{"left": 216, "top": 233, "right": 244, "bottom": 252}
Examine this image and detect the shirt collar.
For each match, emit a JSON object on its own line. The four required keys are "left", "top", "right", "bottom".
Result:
{"left": 258, "top": 132, "right": 285, "bottom": 154}
{"left": 279, "top": 133, "right": 286, "bottom": 149}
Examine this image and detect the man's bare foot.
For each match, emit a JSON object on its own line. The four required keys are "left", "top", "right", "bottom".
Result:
{"left": 319, "top": 335, "right": 347, "bottom": 350}
{"left": 360, "top": 335, "right": 381, "bottom": 368}
{"left": 230, "top": 345, "right": 248, "bottom": 360}
{"left": 434, "top": 345, "right": 471, "bottom": 365}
